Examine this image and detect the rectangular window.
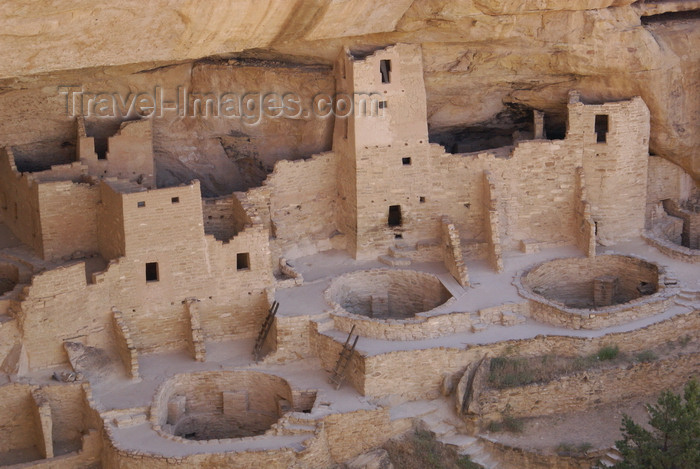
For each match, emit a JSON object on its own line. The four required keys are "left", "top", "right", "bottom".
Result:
{"left": 171, "top": 197, "right": 179, "bottom": 204}
{"left": 237, "top": 252, "right": 250, "bottom": 271}
{"left": 94, "top": 137, "right": 108, "bottom": 160}
{"left": 379, "top": 101, "right": 387, "bottom": 109}
{"left": 419, "top": 196, "right": 426, "bottom": 203}
{"left": 402, "top": 157, "right": 411, "bottom": 165}
{"left": 380, "top": 59, "right": 391, "bottom": 84}
{"left": 388, "top": 205, "right": 402, "bottom": 227}
{"left": 137, "top": 201, "right": 146, "bottom": 208}
{"left": 146, "top": 262, "right": 159, "bottom": 282}
{"left": 595, "top": 115, "right": 609, "bottom": 143}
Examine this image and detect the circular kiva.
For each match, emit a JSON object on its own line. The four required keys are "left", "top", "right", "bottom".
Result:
{"left": 516, "top": 255, "right": 677, "bottom": 329}
{"left": 325, "top": 269, "right": 453, "bottom": 320}
{"left": 152, "top": 371, "right": 299, "bottom": 441}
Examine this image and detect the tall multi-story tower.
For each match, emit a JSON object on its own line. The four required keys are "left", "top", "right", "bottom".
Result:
{"left": 334, "top": 43, "right": 431, "bottom": 259}
{"left": 567, "top": 92, "right": 650, "bottom": 244}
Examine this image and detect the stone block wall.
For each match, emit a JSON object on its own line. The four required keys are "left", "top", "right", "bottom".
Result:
{"left": 36, "top": 180, "right": 100, "bottom": 260}
{"left": 521, "top": 255, "right": 660, "bottom": 307}
{"left": 646, "top": 156, "right": 695, "bottom": 225}
{"left": 570, "top": 95, "right": 650, "bottom": 244}
{"left": 359, "top": 308, "right": 699, "bottom": 399}
{"left": 441, "top": 216, "right": 470, "bottom": 285}
{"left": 247, "top": 152, "right": 339, "bottom": 260}
{"left": 0, "top": 384, "right": 39, "bottom": 457}
{"left": 112, "top": 310, "right": 140, "bottom": 379}
{"left": 476, "top": 353, "right": 699, "bottom": 420}
{"left": 77, "top": 118, "right": 155, "bottom": 187}
{"left": 0, "top": 382, "right": 94, "bottom": 464}
{"left": 483, "top": 171, "right": 504, "bottom": 272}
{"left": 574, "top": 167, "right": 596, "bottom": 257}
{"left": 202, "top": 196, "right": 245, "bottom": 242}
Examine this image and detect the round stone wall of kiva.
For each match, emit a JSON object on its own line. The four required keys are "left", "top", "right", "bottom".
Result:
{"left": 325, "top": 269, "right": 453, "bottom": 320}
{"left": 521, "top": 255, "right": 659, "bottom": 309}
{"left": 515, "top": 255, "right": 677, "bottom": 330}
{"left": 0, "top": 262, "right": 19, "bottom": 296}
{"left": 152, "top": 371, "right": 299, "bottom": 441}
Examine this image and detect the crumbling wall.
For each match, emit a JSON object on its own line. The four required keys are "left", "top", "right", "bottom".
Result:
{"left": 0, "top": 147, "right": 44, "bottom": 256}
{"left": 247, "top": 152, "right": 339, "bottom": 259}
{"left": 483, "top": 171, "right": 504, "bottom": 271}
{"left": 16, "top": 262, "right": 113, "bottom": 370}
{"left": 77, "top": 118, "right": 155, "bottom": 186}
{"left": 441, "top": 216, "right": 470, "bottom": 285}
{"left": 0, "top": 147, "right": 101, "bottom": 261}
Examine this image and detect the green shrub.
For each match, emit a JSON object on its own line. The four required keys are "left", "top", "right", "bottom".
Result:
{"left": 597, "top": 345, "right": 620, "bottom": 361}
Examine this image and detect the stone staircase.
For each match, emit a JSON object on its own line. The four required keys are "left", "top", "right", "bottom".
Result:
{"left": 418, "top": 408, "right": 499, "bottom": 468}
{"left": 597, "top": 447, "right": 623, "bottom": 467}
{"left": 378, "top": 242, "right": 414, "bottom": 267}
{"left": 270, "top": 412, "right": 319, "bottom": 437}
{"left": 673, "top": 290, "right": 700, "bottom": 309}
{"left": 674, "top": 289, "right": 700, "bottom": 309}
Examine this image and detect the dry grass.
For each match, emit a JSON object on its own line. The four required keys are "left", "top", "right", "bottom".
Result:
{"left": 488, "top": 346, "right": 629, "bottom": 389}
{"left": 382, "top": 429, "right": 483, "bottom": 469}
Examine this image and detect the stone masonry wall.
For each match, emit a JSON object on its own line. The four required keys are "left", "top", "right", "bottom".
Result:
{"left": 357, "top": 308, "right": 699, "bottom": 399}
{"left": 247, "top": 152, "right": 338, "bottom": 260}
{"left": 476, "top": 353, "right": 699, "bottom": 420}
{"left": 572, "top": 95, "right": 650, "bottom": 244}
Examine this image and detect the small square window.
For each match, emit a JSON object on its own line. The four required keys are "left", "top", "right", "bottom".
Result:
{"left": 402, "top": 157, "right": 411, "bottom": 165}
{"left": 379, "top": 101, "right": 387, "bottom": 109}
{"left": 237, "top": 252, "right": 250, "bottom": 271}
{"left": 171, "top": 197, "right": 179, "bottom": 204}
{"left": 137, "top": 201, "right": 146, "bottom": 208}
{"left": 419, "top": 196, "right": 426, "bottom": 203}
{"left": 145, "top": 262, "right": 159, "bottom": 282}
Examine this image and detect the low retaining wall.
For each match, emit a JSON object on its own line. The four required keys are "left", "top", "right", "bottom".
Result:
{"left": 474, "top": 353, "right": 699, "bottom": 420}
{"left": 359, "top": 308, "right": 699, "bottom": 399}
{"left": 515, "top": 255, "right": 678, "bottom": 329}
{"left": 643, "top": 231, "right": 700, "bottom": 263}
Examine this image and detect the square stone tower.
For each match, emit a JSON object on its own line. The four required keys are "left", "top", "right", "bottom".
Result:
{"left": 333, "top": 43, "right": 431, "bottom": 259}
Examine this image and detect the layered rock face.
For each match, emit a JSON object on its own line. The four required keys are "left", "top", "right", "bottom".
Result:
{"left": 0, "top": 0, "right": 697, "bottom": 192}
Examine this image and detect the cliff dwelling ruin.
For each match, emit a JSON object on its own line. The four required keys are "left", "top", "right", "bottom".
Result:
{"left": 0, "top": 1, "right": 698, "bottom": 468}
